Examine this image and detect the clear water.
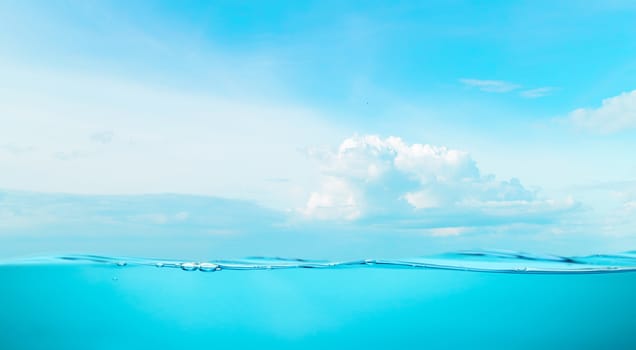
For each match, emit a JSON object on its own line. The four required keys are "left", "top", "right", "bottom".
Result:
{"left": 1, "top": 251, "right": 636, "bottom": 349}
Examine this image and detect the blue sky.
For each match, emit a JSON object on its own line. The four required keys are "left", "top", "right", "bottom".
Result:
{"left": 1, "top": 1, "right": 636, "bottom": 258}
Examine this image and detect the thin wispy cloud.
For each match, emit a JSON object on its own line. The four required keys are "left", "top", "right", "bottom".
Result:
{"left": 520, "top": 87, "right": 556, "bottom": 98}
{"left": 0, "top": 143, "right": 35, "bottom": 155}
{"left": 90, "top": 131, "right": 115, "bottom": 144}
{"left": 0, "top": 67, "right": 340, "bottom": 206}
{"left": 459, "top": 79, "right": 521, "bottom": 93}
{"left": 461, "top": 80, "right": 557, "bottom": 99}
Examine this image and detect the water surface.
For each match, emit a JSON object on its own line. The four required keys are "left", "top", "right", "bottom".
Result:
{"left": 1, "top": 251, "right": 635, "bottom": 349}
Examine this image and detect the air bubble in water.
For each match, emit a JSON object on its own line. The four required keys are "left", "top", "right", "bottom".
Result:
{"left": 181, "top": 262, "right": 199, "bottom": 271}
{"left": 116, "top": 261, "right": 127, "bottom": 267}
{"left": 155, "top": 262, "right": 165, "bottom": 268}
{"left": 199, "top": 263, "right": 220, "bottom": 272}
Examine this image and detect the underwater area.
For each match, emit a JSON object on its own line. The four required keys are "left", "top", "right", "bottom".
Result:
{"left": 1, "top": 251, "right": 636, "bottom": 350}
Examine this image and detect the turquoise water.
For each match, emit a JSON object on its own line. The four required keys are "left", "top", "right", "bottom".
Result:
{"left": 1, "top": 251, "right": 636, "bottom": 349}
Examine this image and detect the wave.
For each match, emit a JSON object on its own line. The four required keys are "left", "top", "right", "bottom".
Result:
{"left": 2, "top": 250, "right": 636, "bottom": 274}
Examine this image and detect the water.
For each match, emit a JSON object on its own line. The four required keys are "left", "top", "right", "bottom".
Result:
{"left": 1, "top": 251, "right": 636, "bottom": 349}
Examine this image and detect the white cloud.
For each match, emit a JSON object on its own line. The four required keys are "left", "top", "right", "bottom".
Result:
{"left": 520, "top": 87, "right": 555, "bottom": 98}
{"left": 426, "top": 226, "right": 469, "bottom": 237}
{"left": 616, "top": 186, "right": 636, "bottom": 214}
{"left": 0, "top": 66, "right": 342, "bottom": 210}
{"left": 90, "top": 130, "right": 115, "bottom": 144}
{"left": 569, "top": 90, "right": 636, "bottom": 133}
{"left": 460, "top": 80, "right": 557, "bottom": 99}
{"left": 460, "top": 79, "right": 520, "bottom": 93}
{"left": 303, "top": 177, "right": 361, "bottom": 220}
{"left": 0, "top": 143, "right": 35, "bottom": 155}
{"left": 0, "top": 191, "right": 282, "bottom": 233}
{"left": 302, "top": 135, "right": 572, "bottom": 224}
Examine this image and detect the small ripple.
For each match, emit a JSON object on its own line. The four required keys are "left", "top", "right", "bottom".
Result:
{"left": 2, "top": 250, "right": 636, "bottom": 274}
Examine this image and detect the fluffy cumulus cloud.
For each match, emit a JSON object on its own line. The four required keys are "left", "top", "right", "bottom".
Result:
{"left": 569, "top": 90, "right": 636, "bottom": 133}
{"left": 302, "top": 135, "right": 574, "bottom": 227}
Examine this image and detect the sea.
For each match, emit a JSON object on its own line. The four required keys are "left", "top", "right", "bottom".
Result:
{"left": 1, "top": 250, "right": 635, "bottom": 349}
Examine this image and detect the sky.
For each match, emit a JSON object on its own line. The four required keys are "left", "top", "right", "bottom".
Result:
{"left": 1, "top": 0, "right": 636, "bottom": 258}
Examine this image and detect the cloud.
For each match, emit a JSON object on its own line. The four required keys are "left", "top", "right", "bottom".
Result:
{"left": 0, "top": 190, "right": 594, "bottom": 259}
{"left": 426, "top": 226, "right": 469, "bottom": 237}
{"left": 520, "top": 87, "right": 556, "bottom": 98}
{"left": 615, "top": 186, "right": 636, "bottom": 215}
{"left": 302, "top": 135, "right": 575, "bottom": 228}
{"left": 459, "top": 79, "right": 520, "bottom": 93}
{"left": 569, "top": 90, "right": 636, "bottom": 133}
{"left": 0, "top": 143, "right": 35, "bottom": 155}
{"left": 625, "top": 201, "right": 636, "bottom": 212}
{"left": 461, "top": 80, "right": 557, "bottom": 99}
{"left": 0, "top": 191, "right": 282, "bottom": 232}
{"left": 90, "top": 131, "right": 115, "bottom": 144}
{"left": 52, "top": 150, "right": 92, "bottom": 161}
{"left": 0, "top": 65, "right": 340, "bottom": 210}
